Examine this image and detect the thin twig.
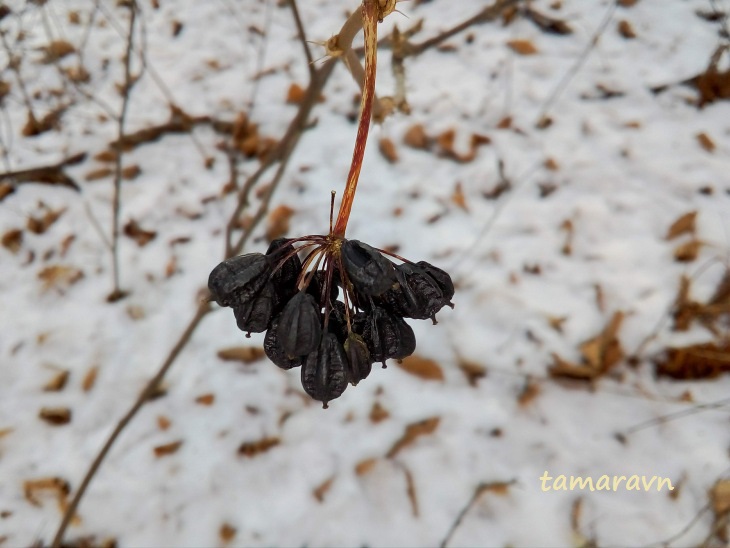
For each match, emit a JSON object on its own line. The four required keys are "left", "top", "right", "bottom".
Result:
{"left": 108, "top": 2, "right": 137, "bottom": 301}
{"left": 290, "top": 0, "right": 315, "bottom": 75}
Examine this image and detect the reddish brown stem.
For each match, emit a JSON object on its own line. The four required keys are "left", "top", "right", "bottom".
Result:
{"left": 332, "top": 0, "right": 379, "bottom": 237}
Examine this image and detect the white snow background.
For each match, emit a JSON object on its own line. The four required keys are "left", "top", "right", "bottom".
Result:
{"left": 1, "top": 0, "right": 729, "bottom": 546}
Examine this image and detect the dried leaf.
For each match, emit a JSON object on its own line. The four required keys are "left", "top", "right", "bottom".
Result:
{"left": 44, "top": 370, "right": 69, "bottom": 392}
{"left": 1, "top": 229, "right": 22, "bottom": 253}
{"left": 386, "top": 417, "right": 440, "bottom": 458}
{"left": 195, "top": 393, "right": 215, "bottom": 405}
{"left": 437, "top": 130, "right": 489, "bottom": 163}
{"left": 517, "top": 378, "right": 540, "bottom": 406}
{"left": 656, "top": 342, "right": 730, "bottom": 380}
{"left": 457, "top": 358, "right": 486, "bottom": 387}
{"left": 396, "top": 355, "right": 445, "bottom": 381}
{"left": 0, "top": 182, "right": 14, "bottom": 201}
{"left": 617, "top": 19, "right": 636, "bottom": 38}
{"left": 217, "top": 346, "right": 266, "bottom": 363}
{"left": 38, "top": 265, "right": 83, "bottom": 292}
{"left": 220, "top": 523, "right": 237, "bottom": 543}
{"left": 355, "top": 458, "right": 378, "bottom": 476}
{"left": 403, "top": 466, "right": 419, "bottom": 517}
{"left": 525, "top": 8, "right": 572, "bottom": 34}
{"left": 403, "top": 124, "right": 429, "bottom": 150}
{"left": 39, "top": 407, "right": 72, "bottom": 426}
{"left": 711, "top": 479, "right": 730, "bottom": 515}
{"left": 94, "top": 150, "right": 117, "bottom": 163}
{"left": 24, "top": 477, "right": 70, "bottom": 507}
{"left": 313, "top": 476, "right": 334, "bottom": 503}
{"left": 674, "top": 239, "right": 702, "bottom": 262}
{"left": 697, "top": 132, "right": 716, "bottom": 152}
{"left": 41, "top": 40, "right": 76, "bottom": 63}
{"left": 123, "top": 219, "right": 156, "bottom": 247}
{"left": 379, "top": 137, "right": 399, "bottom": 163}
{"left": 82, "top": 367, "right": 98, "bottom": 392}
{"left": 507, "top": 39, "right": 538, "bottom": 55}
{"left": 286, "top": 83, "right": 305, "bottom": 104}
{"left": 238, "top": 436, "right": 280, "bottom": 457}
{"left": 85, "top": 167, "right": 113, "bottom": 181}
{"left": 154, "top": 440, "right": 183, "bottom": 457}
{"left": 22, "top": 107, "right": 66, "bottom": 137}
{"left": 157, "top": 415, "right": 171, "bottom": 430}
{"left": 27, "top": 206, "right": 65, "bottom": 235}
{"left": 369, "top": 401, "right": 390, "bottom": 423}
{"left": 122, "top": 165, "right": 141, "bottom": 180}
{"left": 666, "top": 211, "right": 697, "bottom": 240}
{"left": 451, "top": 182, "right": 468, "bottom": 212}
{"left": 266, "top": 205, "right": 295, "bottom": 241}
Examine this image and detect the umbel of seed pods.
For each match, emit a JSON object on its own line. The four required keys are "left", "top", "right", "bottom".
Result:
{"left": 208, "top": 237, "right": 454, "bottom": 407}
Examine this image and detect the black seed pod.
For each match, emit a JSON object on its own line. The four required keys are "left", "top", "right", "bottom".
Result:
{"left": 301, "top": 332, "right": 348, "bottom": 408}
{"left": 341, "top": 239, "right": 395, "bottom": 296}
{"left": 306, "top": 269, "right": 339, "bottom": 308}
{"left": 264, "top": 315, "right": 303, "bottom": 370}
{"left": 278, "top": 291, "right": 322, "bottom": 356}
{"left": 416, "top": 261, "right": 455, "bottom": 303}
{"left": 266, "top": 238, "right": 302, "bottom": 311}
{"left": 232, "top": 282, "right": 275, "bottom": 334}
{"left": 356, "top": 308, "right": 416, "bottom": 366}
{"left": 326, "top": 300, "right": 349, "bottom": 344}
{"left": 344, "top": 332, "right": 372, "bottom": 385}
{"left": 381, "top": 263, "right": 450, "bottom": 322}
{"left": 208, "top": 253, "right": 271, "bottom": 308}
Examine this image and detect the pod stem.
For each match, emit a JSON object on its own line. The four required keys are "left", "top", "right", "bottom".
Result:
{"left": 332, "top": 0, "right": 379, "bottom": 238}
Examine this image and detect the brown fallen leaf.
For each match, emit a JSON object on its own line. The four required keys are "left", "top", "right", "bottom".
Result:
{"left": 559, "top": 219, "right": 573, "bottom": 255}
{"left": 38, "top": 265, "right": 84, "bottom": 292}
{"left": 355, "top": 457, "right": 379, "bottom": 476}
{"left": 154, "top": 440, "right": 183, "bottom": 457}
{"left": 313, "top": 476, "right": 334, "bottom": 503}
{"left": 517, "top": 377, "right": 540, "bottom": 406}
{"left": 266, "top": 204, "right": 295, "bottom": 241}
{"left": 666, "top": 211, "right": 697, "bottom": 240}
{"left": 655, "top": 342, "right": 730, "bottom": 380}
{"left": 697, "top": 132, "right": 716, "bottom": 152}
{"left": 711, "top": 479, "right": 730, "bottom": 515}
{"left": 1, "top": 229, "right": 22, "bottom": 253}
{"left": 379, "top": 137, "right": 399, "bottom": 163}
{"left": 451, "top": 181, "right": 468, "bottom": 212}
{"left": 82, "top": 366, "right": 98, "bottom": 392}
{"left": 286, "top": 83, "right": 305, "bottom": 104}
{"left": 617, "top": 19, "right": 636, "bottom": 38}
{"left": 403, "top": 124, "right": 430, "bottom": 150}
{"left": 550, "top": 312, "right": 624, "bottom": 380}
{"left": 674, "top": 239, "right": 702, "bottom": 262}
{"left": 124, "top": 219, "right": 157, "bottom": 247}
{"left": 195, "top": 393, "right": 215, "bottom": 406}
{"left": 507, "top": 39, "right": 538, "bottom": 55}
{"left": 39, "top": 407, "right": 72, "bottom": 426}
{"left": 693, "top": 46, "right": 730, "bottom": 108}
{"left": 27, "top": 206, "right": 65, "bottom": 235}
{"left": 122, "top": 165, "right": 141, "bottom": 180}
{"left": 238, "top": 436, "right": 280, "bottom": 457}
{"left": 396, "top": 355, "right": 445, "bottom": 381}
{"left": 369, "top": 401, "right": 390, "bottom": 423}
{"left": 24, "top": 477, "right": 70, "bottom": 507}
{"left": 0, "top": 182, "right": 13, "bottom": 202}
{"left": 437, "top": 130, "right": 490, "bottom": 163}
{"left": 525, "top": 8, "right": 572, "bottom": 34}
{"left": 457, "top": 358, "right": 487, "bottom": 387}
{"left": 94, "top": 150, "right": 117, "bottom": 163}
{"left": 387, "top": 417, "right": 440, "bottom": 458}
{"left": 41, "top": 40, "right": 76, "bottom": 63}
{"left": 403, "top": 466, "right": 419, "bottom": 517}
{"left": 217, "top": 346, "right": 266, "bottom": 363}
{"left": 220, "top": 523, "right": 237, "bottom": 543}
{"left": 85, "top": 167, "right": 113, "bottom": 181}
{"left": 44, "top": 370, "right": 69, "bottom": 392}
{"left": 157, "top": 415, "right": 171, "bottom": 430}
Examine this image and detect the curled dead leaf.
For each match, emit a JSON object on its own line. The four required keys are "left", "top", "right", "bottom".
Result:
{"left": 217, "top": 346, "right": 266, "bottom": 363}
{"left": 386, "top": 417, "right": 440, "bottom": 458}
{"left": 266, "top": 205, "right": 295, "bottom": 241}
{"left": 238, "top": 436, "right": 280, "bottom": 457}
{"left": 154, "top": 440, "right": 183, "bottom": 457}
{"left": 666, "top": 211, "right": 697, "bottom": 240}
{"left": 507, "top": 39, "right": 538, "bottom": 55}
{"left": 38, "top": 265, "right": 84, "bottom": 292}
{"left": 397, "top": 355, "right": 445, "bottom": 381}
{"left": 403, "top": 124, "right": 430, "bottom": 150}
{"left": 124, "top": 220, "right": 157, "bottom": 247}
{"left": 39, "top": 407, "right": 72, "bottom": 426}
{"left": 673, "top": 239, "right": 702, "bottom": 262}
{"left": 379, "top": 137, "right": 399, "bottom": 163}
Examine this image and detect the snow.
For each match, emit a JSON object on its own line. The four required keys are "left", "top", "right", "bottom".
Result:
{"left": 1, "top": 0, "right": 729, "bottom": 546}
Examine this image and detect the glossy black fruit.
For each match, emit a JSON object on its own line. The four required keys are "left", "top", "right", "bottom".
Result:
{"left": 301, "top": 332, "right": 348, "bottom": 407}
{"left": 208, "top": 253, "right": 270, "bottom": 308}
{"left": 278, "top": 291, "right": 322, "bottom": 356}
{"left": 341, "top": 239, "right": 395, "bottom": 296}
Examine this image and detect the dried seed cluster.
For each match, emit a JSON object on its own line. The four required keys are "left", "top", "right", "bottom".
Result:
{"left": 208, "top": 236, "right": 454, "bottom": 407}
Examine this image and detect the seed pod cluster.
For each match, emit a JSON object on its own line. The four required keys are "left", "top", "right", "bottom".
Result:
{"left": 207, "top": 236, "right": 454, "bottom": 408}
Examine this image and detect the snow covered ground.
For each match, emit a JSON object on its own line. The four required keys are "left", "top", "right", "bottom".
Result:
{"left": 1, "top": 0, "right": 729, "bottom": 546}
